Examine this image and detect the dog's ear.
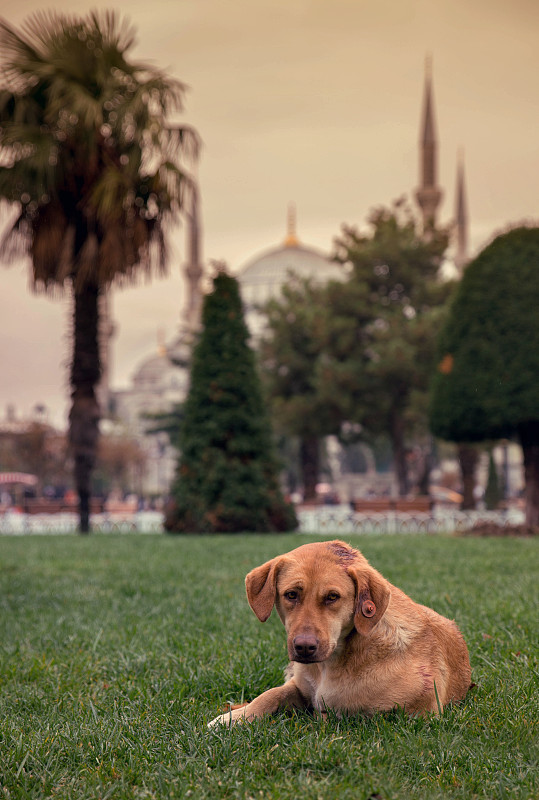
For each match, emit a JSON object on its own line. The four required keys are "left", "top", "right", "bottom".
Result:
{"left": 347, "top": 566, "right": 391, "bottom": 635}
{"left": 245, "top": 557, "right": 286, "bottom": 622}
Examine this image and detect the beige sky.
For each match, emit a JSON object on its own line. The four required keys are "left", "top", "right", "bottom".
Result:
{"left": 1, "top": 0, "right": 538, "bottom": 427}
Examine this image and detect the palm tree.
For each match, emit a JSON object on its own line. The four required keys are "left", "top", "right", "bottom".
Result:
{"left": 0, "top": 11, "right": 199, "bottom": 531}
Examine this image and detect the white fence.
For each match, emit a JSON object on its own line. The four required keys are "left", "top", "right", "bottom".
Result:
{"left": 0, "top": 510, "right": 164, "bottom": 535}
{"left": 297, "top": 504, "right": 525, "bottom": 534}
{"left": 0, "top": 504, "right": 525, "bottom": 535}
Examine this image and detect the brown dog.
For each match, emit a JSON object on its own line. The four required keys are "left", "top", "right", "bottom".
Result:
{"left": 209, "top": 540, "right": 471, "bottom": 725}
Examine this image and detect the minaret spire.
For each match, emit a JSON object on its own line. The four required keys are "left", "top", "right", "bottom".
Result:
{"left": 454, "top": 149, "right": 469, "bottom": 275}
{"left": 415, "top": 56, "right": 443, "bottom": 233}
{"left": 183, "top": 181, "right": 204, "bottom": 332}
{"left": 284, "top": 202, "right": 299, "bottom": 247}
{"left": 167, "top": 179, "right": 205, "bottom": 368}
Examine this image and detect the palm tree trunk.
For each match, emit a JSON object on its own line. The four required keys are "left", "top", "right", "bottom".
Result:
{"left": 69, "top": 283, "right": 101, "bottom": 533}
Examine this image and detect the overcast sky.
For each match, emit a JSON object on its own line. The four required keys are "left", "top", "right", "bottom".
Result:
{"left": 1, "top": 0, "right": 538, "bottom": 427}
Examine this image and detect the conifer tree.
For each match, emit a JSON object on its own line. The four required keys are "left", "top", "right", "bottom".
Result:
{"left": 165, "top": 270, "right": 297, "bottom": 533}
{"left": 430, "top": 226, "right": 539, "bottom": 526}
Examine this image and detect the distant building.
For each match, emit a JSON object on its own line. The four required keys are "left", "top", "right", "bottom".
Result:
{"left": 109, "top": 206, "right": 336, "bottom": 495}
{"left": 109, "top": 60, "right": 472, "bottom": 498}
{"left": 111, "top": 341, "right": 187, "bottom": 496}
{"left": 109, "top": 183, "right": 203, "bottom": 496}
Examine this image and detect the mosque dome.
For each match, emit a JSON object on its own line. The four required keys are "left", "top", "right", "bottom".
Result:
{"left": 238, "top": 208, "right": 342, "bottom": 337}
{"left": 239, "top": 242, "right": 340, "bottom": 305}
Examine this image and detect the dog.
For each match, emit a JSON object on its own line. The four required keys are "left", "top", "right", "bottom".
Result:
{"left": 209, "top": 540, "right": 471, "bottom": 725}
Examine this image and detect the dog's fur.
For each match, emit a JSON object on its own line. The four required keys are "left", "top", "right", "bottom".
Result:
{"left": 209, "top": 540, "right": 471, "bottom": 725}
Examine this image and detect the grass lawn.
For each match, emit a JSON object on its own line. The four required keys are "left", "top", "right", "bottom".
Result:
{"left": 0, "top": 532, "right": 537, "bottom": 799}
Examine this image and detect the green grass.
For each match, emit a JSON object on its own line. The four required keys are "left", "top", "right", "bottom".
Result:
{"left": 0, "top": 532, "right": 537, "bottom": 800}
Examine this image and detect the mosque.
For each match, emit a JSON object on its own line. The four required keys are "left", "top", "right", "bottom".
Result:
{"left": 108, "top": 63, "right": 469, "bottom": 497}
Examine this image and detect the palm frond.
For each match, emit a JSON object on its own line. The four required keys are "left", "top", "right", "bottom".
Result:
{"left": 31, "top": 209, "right": 72, "bottom": 289}
{"left": 0, "top": 17, "right": 44, "bottom": 78}
{"left": 0, "top": 10, "right": 198, "bottom": 290}
{"left": 0, "top": 203, "right": 28, "bottom": 264}
{"left": 88, "top": 165, "right": 129, "bottom": 223}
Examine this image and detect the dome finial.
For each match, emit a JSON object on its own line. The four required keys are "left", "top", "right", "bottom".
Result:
{"left": 284, "top": 203, "right": 299, "bottom": 247}
{"left": 157, "top": 328, "right": 167, "bottom": 357}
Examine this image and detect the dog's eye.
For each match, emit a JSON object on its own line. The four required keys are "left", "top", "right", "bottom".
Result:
{"left": 284, "top": 590, "right": 298, "bottom": 601}
{"left": 326, "top": 592, "right": 340, "bottom": 603}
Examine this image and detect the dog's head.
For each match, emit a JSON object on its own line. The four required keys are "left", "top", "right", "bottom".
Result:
{"left": 245, "top": 540, "right": 391, "bottom": 663}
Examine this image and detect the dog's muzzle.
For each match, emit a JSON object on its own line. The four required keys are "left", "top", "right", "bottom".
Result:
{"left": 292, "top": 634, "right": 320, "bottom": 662}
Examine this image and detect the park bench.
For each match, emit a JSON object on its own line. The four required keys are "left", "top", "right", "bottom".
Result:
{"left": 23, "top": 499, "right": 105, "bottom": 515}
{"left": 352, "top": 497, "right": 433, "bottom": 513}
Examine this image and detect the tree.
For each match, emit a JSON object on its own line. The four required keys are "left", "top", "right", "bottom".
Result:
{"left": 143, "top": 403, "right": 184, "bottom": 450}
{"left": 95, "top": 432, "right": 146, "bottom": 497}
{"left": 429, "top": 226, "right": 539, "bottom": 526}
{"left": 260, "top": 276, "right": 345, "bottom": 501}
{"left": 0, "top": 420, "right": 70, "bottom": 494}
{"left": 0, "top": 11, "right": 198, "bottom": 531}
{"left": 165, "top": 270, "right": 297, "bottom": 533}
{"left": 326, "top": 200, "right": 451, "bottom": 495}
{"left": 259, "top": 201, "right": 451, "bottom": 499}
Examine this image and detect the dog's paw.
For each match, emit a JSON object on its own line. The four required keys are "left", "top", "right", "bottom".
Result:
{"left": 207, "top": 704, "right": 250, "bottom": 728}
{"left": 207, "top": 713, "right": 232, "bottom": 728}
{"left": 207, "top": 711, "right": 243, "bottom": 728}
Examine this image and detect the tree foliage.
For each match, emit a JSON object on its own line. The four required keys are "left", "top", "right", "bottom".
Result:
{"left": 262, "top": 200, "right": 451, "bottom": 498}
{"left": 143, "top": 404, "right": 184, "bottom": 451}
{"left": 0, "top": 421, "right": 70, "bottom": 493}
{"left": 0, "top": 11, "right": 198, "bottom": 287}
{"left": 260, "top": 276, "right": 344, "bottom": 500}
{"left": 430, "top": 226, "right": 539, "bottom": 441}
{"left": 95, "top": 433, "right": 146, "bottom": 497}
{"left": 429, "top": 226, "right": 539, "bottom": 525}
{"left": 165, "top": 271, "right": 297, "bottom": 533}
{"left": 0, "top": 11, "right": 198, "bottom": 531}
{"left": 329, "top": 202, "right": 451, "bottom": 495}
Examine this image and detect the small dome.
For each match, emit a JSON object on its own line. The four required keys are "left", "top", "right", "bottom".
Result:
{"left": 167, "top": 329, "right": 197, "bottom": 369}
{"left": 132, "top": 352, "right": 171, "bottom": 390}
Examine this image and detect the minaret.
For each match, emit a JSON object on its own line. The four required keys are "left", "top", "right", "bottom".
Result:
{"left": 182, "top": 181, "right": 204, "bottom": 333}
{"left": 415, "top": 57, "right": 443, "bottom": 233}
{"left": 454, "top": 150, "right": 469, "bottom": 275}
{"left": 284, "top": 203, "right": 299, "bottom": 247}
{"left": 168, "top": 181, "right": 204, "bottom": 367}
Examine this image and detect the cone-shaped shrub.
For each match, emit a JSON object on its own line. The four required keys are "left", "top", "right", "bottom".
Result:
{"left": 165, "top": 270, "right": 297, "bottom": 533}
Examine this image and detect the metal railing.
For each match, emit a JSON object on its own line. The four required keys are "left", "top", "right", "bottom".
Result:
{"left": 0, "top": 504, "right": 525, "bottom": 535}
{"left": 297, "top": 504, "right": 525, "bottom": 534}
{"left": 0, "top": 510, "right": 164, "bottom": 534}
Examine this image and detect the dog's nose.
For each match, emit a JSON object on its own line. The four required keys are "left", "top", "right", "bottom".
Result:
{"left": 293, "top": 634, "right": 319, "bottom": 659}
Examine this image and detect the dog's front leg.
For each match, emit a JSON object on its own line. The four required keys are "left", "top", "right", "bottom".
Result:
{"left": 208, "top": 679, "right": 307, "bottom": 727}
